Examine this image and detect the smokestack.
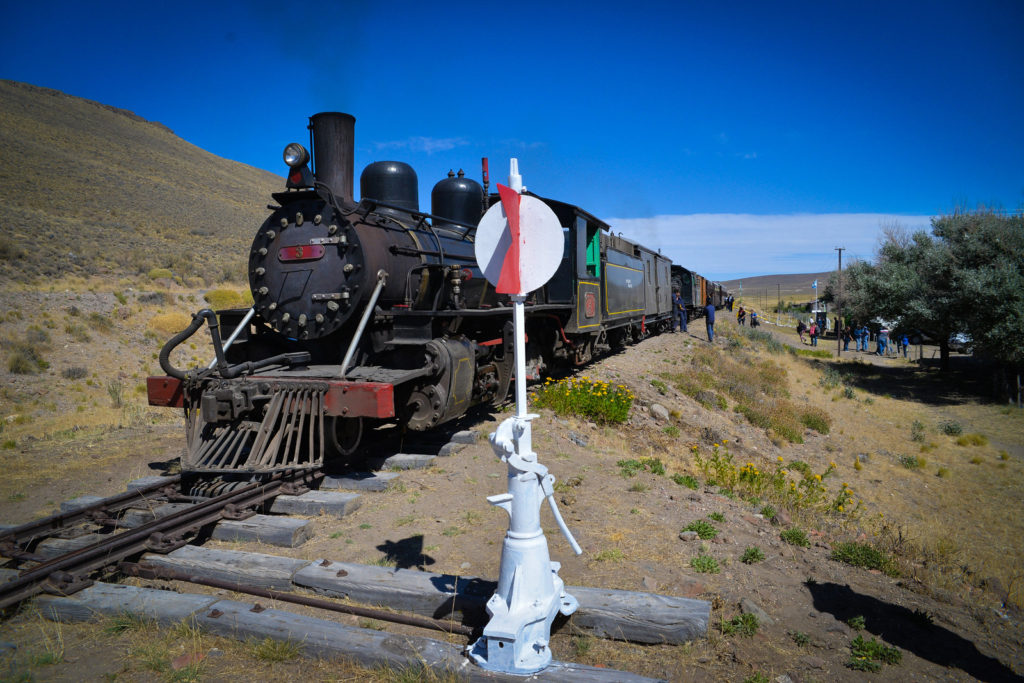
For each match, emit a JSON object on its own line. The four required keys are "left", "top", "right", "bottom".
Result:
{"left": 309, "top": 112, "right": 355, "bottom": 201}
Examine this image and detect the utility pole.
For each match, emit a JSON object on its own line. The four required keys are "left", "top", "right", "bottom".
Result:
{"left": 777, "top": 284, "right": 781, "bottom": 323}
{"left": 836, "top": 247, "right": 845, "bottom": 357}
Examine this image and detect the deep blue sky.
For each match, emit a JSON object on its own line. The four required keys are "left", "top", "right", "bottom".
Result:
{"left": 4, "top": 1, "right": 1022, "bottom": 279}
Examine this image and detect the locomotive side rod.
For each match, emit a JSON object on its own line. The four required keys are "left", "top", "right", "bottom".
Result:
{"left": 0, "top": 469, "right": 319, "bottom": 613}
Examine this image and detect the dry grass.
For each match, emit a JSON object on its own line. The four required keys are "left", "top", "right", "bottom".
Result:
{"left": 750, "top": 333, "right": 1024, "bottom": 606}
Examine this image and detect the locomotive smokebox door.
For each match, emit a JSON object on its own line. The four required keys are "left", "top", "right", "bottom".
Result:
{"left": 249, "top": 199, "right": 367, "bottom": 340}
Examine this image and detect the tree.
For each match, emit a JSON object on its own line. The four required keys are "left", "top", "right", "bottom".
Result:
{"left": 932, "top": 211, "right": 1024, "bottom": 396}
{"left": 836, "top": 211, "right": 1024, "bottom": 375}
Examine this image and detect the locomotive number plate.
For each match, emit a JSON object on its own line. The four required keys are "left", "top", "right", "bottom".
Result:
{"left": 278, "top": 244, "right": 325, "bottom": 262}
{"left": 584, "top": 292, "right": 597, "bottom": 318}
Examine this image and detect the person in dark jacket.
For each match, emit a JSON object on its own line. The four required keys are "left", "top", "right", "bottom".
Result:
{"left": 672, "top": 290, "right": 687, "bottom": 332}
{"left": 704, "top": 298, "right": 716, "bottom": 342}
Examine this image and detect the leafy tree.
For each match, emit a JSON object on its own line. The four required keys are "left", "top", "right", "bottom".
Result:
{"left": 835, "top": 210, "right": 1023, "bottom": 386}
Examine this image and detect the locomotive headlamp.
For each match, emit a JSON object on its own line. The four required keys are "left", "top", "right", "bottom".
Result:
{"left": 283, "top": 143, "right": 310, "bottom": 168}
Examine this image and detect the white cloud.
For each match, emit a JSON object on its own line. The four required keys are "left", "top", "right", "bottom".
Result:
{"left": 374, "top": 136, "right": 469, "bottom": 154}
{"left": 604, "top": 213, "right": 934, "bottom": 280}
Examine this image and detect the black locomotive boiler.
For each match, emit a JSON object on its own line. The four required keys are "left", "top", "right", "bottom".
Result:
{"left": 148, "top": 112, "right": 677, "bottom": 477}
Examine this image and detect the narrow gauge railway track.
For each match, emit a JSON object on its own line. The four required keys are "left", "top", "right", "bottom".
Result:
{"left": 0, "top": 468, "right": 321, "bottom": 613}
{"left": 0, "top": 475, "right": 183, "bottom": 562}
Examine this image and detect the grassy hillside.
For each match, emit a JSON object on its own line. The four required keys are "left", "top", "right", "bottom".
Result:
{"left": 723, "top": 271, "right": 834, "bottom": 305}
{"left": 0, "top": 80, "right": 281, "bottom": 285}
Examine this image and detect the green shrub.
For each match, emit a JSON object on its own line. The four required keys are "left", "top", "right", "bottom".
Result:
{"left": 682, "top": 520, "right": 718, "bottom": 539}
{"left": 672, "top": 473, "right": 699, "bottom": 489}
{"left": 780, "top": 527, "right": 810, "bottom": 547}
{"left": 848, "top": 634, "right": 901, "bottom": 671}
{"left": 800, "top": 407, "right": 831, "bottom": 434}
{"left": 899, "top": 454, "right": 926, "bottom": 470}
{"left": 26, "top": 325, "right": 50, "bottom": 343}
{"left": 8, "top": 352, "right": 37, "bottom": 374}
{"left": 788, "top": 460, "right": 813, "bottom": 478}
{"left": 759, "top": 504, "right": 777, "bottom": 519}
{"left": 533, "top": 377, "right": 634, "bottom": 424}
{"left": 940, "top": 420, "right": 963, "bottom": 436}
{"left": 740, "top": 546, "right": 765, "bottom": 564}
{"left": 62, "top": 367, "right": 88, "bottom": 380}
{"left": 148, "top": 267, "right": 173, "bottom": 279}
{"left": 721, "top": 613, "right": 759, "bottom": 637}
{"left": 617, "top": 457, "right": 665, "bottom": 477}
{"left": 830, "top": 542, "right": 899, "bottom": 576}
{"left": 690, "top": 554, "right": 720, "bottom": 574}
{"left": 910, "top": 420, "right": 926, "bottom": 442}
{"left": 87, "top": 312, "right": 113, "bottom": 333}
{"left": 64, "top": 322, "right": 91, "bottom": 342}
{"left": 708, "top": 511, "right": 725, "bottom": 522}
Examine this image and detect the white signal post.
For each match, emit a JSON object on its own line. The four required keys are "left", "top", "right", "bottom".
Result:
{"left": 469, "top": 159, "right": 581, "bottom": 675}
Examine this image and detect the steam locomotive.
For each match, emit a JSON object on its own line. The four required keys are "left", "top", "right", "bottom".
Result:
{"left": 148, "top": 112, "right": 709, "bottom": 477}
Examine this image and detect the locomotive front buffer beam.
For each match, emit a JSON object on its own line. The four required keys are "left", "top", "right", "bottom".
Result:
{"left": 147, "top": 377, "right": 395, "bottom": 419}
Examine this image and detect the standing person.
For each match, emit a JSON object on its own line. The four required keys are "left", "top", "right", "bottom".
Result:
{"left": 876, "top": 326, "right": 889, "bottom": 356}
{"left": 859, "top": 324, "right": 869, "bottom": 352}
{"left": 737, "top": 306, "right": 746, "bottom": 326}
{"left": 704, "top": 297, "right": 716, "bottom": 342}
{"left": 750, "top": 311, "right": 759, "bottom": 328}
{"left": 809, "top": 320, "right": 818, "bottom": 346}
{"left": 797, "top": 319, "right": 806, "bottom": 344}
{"left": 672, "top": 290, "right": 687, "bottom": 333}
{"left": 901, "top": 333, "right": 910, "bottom": 358}
{"left": 842, "top": 325, "right": 852, "bottom": 351}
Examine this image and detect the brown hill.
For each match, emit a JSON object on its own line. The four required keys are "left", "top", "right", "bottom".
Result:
{"left": 0, "top": 80, "right": 280, "bottom": 284}
{"left": 723, "top": 271, "right": 834, "bottom": 304}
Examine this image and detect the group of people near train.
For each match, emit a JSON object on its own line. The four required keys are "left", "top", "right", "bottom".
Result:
{"left": 796, "top": 319, "right": 911, "bottom": 357}
{"left": 671, "top": 289, "right": 720, "bottom": 343}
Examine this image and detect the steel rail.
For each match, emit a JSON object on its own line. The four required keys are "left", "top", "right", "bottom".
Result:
{"left": 120, "top": 562, "right": 475, "bottom": 637}
{"left": 0, "top": 475, "right": 182, "bottom": 548}
{"left": 0, "top": 469, "right": 319, "bottom": 612}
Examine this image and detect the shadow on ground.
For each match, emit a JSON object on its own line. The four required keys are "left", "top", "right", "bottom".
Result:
{"left": 807, "top": 354, "right": 999, "bottom": 406}
{"left": 377, "top": 535, "right": 436, "bottom": 570}
{"left": 807, "top": 581, "right": 1022, "bottom": 682}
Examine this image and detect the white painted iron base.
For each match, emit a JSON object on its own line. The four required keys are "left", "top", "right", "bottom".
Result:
{"left": 468, "top": 415, "right": 580, "bottom": 674}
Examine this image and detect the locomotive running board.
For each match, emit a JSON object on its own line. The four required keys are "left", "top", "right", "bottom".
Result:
{"left": 186, "top": 387, "right": 326, "bottom": 472}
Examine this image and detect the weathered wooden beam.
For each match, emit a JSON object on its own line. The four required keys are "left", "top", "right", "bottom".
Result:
{"left": 126, "top": 546, "right": 709, "bottom": 644}
{"left": 59, "top": 495, "right": 104, "bottom": 513}
{"left": 374, "top": 453, "right": 436, "bottom": 470}
{"left": 118, "top": 502, "right": 193, "bottom": 529}
{"left": 37, "top": 582, "right": 216, "bottom": 625}
{"left": 293, "top": 559, "right": 708, "bottom": 644}
{"left": 125, "top": 476, "right": 177, "bottom": 491}
{"left": 35, "top": 534, "right": 107, "bottom": 559}
{"left": 211, "top": 514, "right": 314, "bottom": 547}
{"left": 38, "top": 583, "right": 664, "bottom": 681}
{"left": 269, "top": 490, "right": 362, "bottom": 518}
{"left": 320, "top": 472, "right": 399, "bottom": 492}
{"left": 140, "top": 545, "right": 311, "bottom": 591}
